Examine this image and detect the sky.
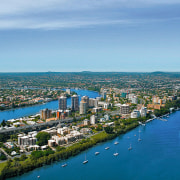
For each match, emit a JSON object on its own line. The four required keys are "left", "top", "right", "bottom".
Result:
{"left": 0, "top": 0, "right": 180, "bottom": 72}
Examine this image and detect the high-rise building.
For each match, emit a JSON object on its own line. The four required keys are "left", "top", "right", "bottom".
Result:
{"left": 79, "top": 100, "right": 87, "bottom": 115}
{"left": 140, "top": 107, "right": 147, "bottom": 117}
{"left": 40, "top": 108, "right": 52, "bottom": 120}
{"left": 71, "top": 95, "right": 79, "bottom": 111}
{"left": 81, "top": 96, "right": 89, "bottom": 108}
{"left": 120, "top": 104, "right": 130, "bottom": 114}
{"left": 89, "top": 98, "right": 95, "bottom": 107}
{"left": 89, "top": 98, "right": 99, "bottom": 108}
{"left": 58, "top": 96, "right": 67, "bottom": 111}
{"left": 102, "top": 91, "right": 107, "bottom": 100}
{"left": 66, "top": 89, "right": 71, "bottom": 95}
{"left": 131, "top": 96, "right": 138, "bottom": 104}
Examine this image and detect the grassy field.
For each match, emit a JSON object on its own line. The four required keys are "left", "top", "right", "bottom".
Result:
{"left": 0, "top": 162, "right": 6, "bottom": 175}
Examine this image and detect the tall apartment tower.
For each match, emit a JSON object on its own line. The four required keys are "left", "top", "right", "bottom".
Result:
{"left": 58, "top": 96, "right": 67, "bottom": 111}
{"left": 81, "top": 96, "right": 89, "bottom": 109}
{"left": 79, "top": 100, "right": 87, "bottom": 115}
{"left": 71, "top": 95, "right": 79, "bottom": 111}
{"left": 40, "top": 108, "right": 52, "bottom": 120}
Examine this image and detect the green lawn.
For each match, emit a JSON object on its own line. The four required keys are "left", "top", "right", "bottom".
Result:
{"left": 0, "top": 161, "right": 6, "bottom": 175}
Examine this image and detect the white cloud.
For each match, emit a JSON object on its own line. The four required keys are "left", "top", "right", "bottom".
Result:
{"left": 0, "top": 18, "right": 133, "bottom": 30}
{"left": 0, "top": 0, "right": 179, "bottom": 30}
{"left": 0, "top": 0, "right": 179, "bottom": 16}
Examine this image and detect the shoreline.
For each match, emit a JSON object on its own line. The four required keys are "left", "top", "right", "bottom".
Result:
{"left": 0, "top": 110, "right": 178, "bottom": 179}
{"left": 0, "top": 106, "right": 179, "bottom": 179}
{"left": 0, "top": 99, "right": 58, "bottom": 113}
{"left": 0, "top": 122, "right": 139, "bottom": 180}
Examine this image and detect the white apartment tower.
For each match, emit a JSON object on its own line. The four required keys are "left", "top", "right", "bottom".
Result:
{"left": 81, "top": 96, "right": 89, "bottom": 108}
{"left": 59, "top": 96, "right": 67, "bottom": 111}
{"left": 71, "top": 95, "right": 79, "bottom": 111}
{"left": 79, "top": 100, "right": 87, "bottom": 115}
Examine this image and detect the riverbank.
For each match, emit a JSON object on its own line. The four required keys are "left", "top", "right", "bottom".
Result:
{"left": 0, "top": 121, "right": 138, "bottom": 180}
{"left": 1, "top": 109, "right": 180, "bottom": 179}
{"left": 0, "top": 110, "right": 174, "bottom": 179}
{"left": 0, "top": 99, "right": 59, "bottom": 112}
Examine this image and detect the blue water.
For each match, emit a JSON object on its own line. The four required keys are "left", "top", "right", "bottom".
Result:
{"left": 0, "top": 89, "right": 100, "bottom": 123}
{"left": 9, "top": 111, "right": 180, "bottom": 180}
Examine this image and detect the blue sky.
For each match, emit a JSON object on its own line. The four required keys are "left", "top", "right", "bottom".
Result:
{"left": 0, "top": 0, "right": 180, "bottom": 72}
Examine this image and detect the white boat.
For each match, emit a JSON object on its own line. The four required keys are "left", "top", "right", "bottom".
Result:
{"left": 83, "top": 160, "right": 88, "bottom": 164}
{"left": 83, "top": 153, "right": 88, "bottom": 164}
{"left": 105, "top": 147, "right": 110, "bottom": 150}
{"left": 37, "top": 176, "right": 40, "bottom": 178}
{"left": 128, "top": 144, "right": 132, "bottom": 150}
{"left": 61, "top": 163, "right": 67, "bottom": 167}
{"left": 95, "top": 152, "right": 100, "bottom": 155}
{"left": 113, "top": 152, "right": 119, "bottom": 156}
{"left": 114, "top": 141, "right": 119, "bottom": 145}
{"left": 138, "top": 131, "right": 142, "bottom": 141}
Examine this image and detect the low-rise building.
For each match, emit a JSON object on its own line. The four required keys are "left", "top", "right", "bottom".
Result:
{"left": 83, "top": 119, "right": 90, "bottom": 126}
{"left": 48, "top": 140, "right": 56, "bottom": 147}
{"left": 4, "top": 142, "right": 14, "bottom": 149}
{"left": 131, "top": 110, "right": 140, "bottom": 118}
{"left": 120, "top": 104, "right": 130, "bottom": 115}
{"left": 80, "top": 128, "right": 92, "bottom": 134}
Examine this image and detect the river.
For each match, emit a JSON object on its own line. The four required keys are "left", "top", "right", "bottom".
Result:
{"left": 8, "top": 110, "right": 180, "bottom": 180}
{"left": 0, "top": 89, "right": 100, "bottom": 123}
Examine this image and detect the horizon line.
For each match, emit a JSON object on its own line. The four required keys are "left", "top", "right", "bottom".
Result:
{"left": 0, "top": 71, "right": 180, "bottom": 73}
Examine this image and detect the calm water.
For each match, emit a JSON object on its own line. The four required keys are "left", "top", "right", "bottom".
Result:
{"left": 0, "top": 89, "right": 100, "bottom": 123}
{"left": 10, "top": 111, "right": 180, "bottom": 180}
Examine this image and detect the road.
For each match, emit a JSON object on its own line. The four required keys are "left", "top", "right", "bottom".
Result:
{"left": 0, "top": 148, "right": 12, "bottom": 160}
{"left": 0, "top": 110, "right": 120, "bottom": 134}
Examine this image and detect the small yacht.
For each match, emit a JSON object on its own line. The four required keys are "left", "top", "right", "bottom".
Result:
{"left": 138, "top": 131, "right": 142, "bottom": 141}
{"left": 105, "top": 147, "right": 110, "bottom": 150}
{"left": 95, "top": 152, "right": 100, "bottom": 155}
{"left": 37, "top": 176, "right": 40, "bottom": 178}
{"left": 113, "top": 152, "right": 119, "bottom": 156}
{"left": 128, "top": 144, "right": 132, "bottom": 150}
{"left": 83, "top": 153, "right": 88, "bottom": 164}
{"left": 83, "top": 160, "right": 88, "bottom": 164}
{"left": 61, "top": 163, "right": 67, "bottom": 167}
{"left": 114, "top": 141, "right": 119, "bottom": 145}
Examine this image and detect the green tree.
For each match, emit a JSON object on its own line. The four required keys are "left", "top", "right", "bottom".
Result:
{"left": 104, "top": 126, "right": 114, "bottom": 134}
{"left": 36, "top": 132, "right": 50, "bottom": 146}
{"left": 1, "top": 120, "right": 6, "bottom": 127}
{"left": 20, "top": 154, "right": 27, "bottom": 161}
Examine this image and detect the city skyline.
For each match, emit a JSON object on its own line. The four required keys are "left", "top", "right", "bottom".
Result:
{"left": 0, "top": 0, "right": 180, "bottom": 72}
